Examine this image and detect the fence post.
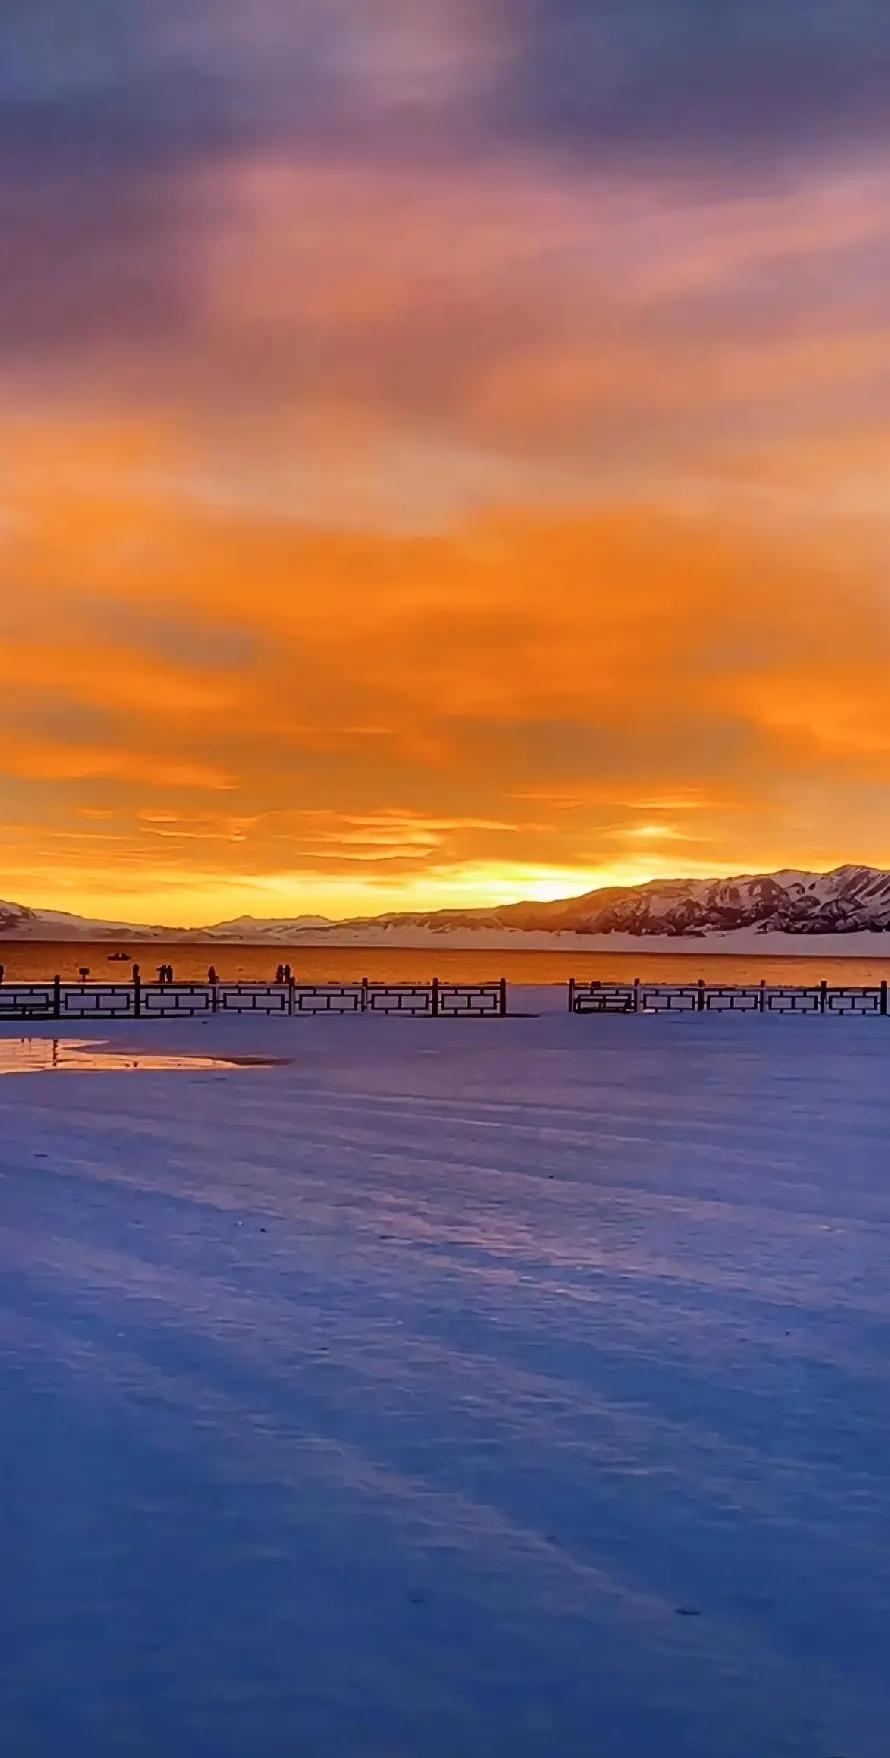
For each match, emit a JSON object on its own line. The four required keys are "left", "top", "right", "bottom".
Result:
{"left": 568, "top": 977, "right": 575, "bottom": 1014}
{"left": 697, "top": 978, "right": 706, "bottom": 1012}
{"left": 634, "top": 977, "right": 641, "bottom": 1014}
{"left": 759, "top": 978, "right": 766, "bottom": 1013}
{"left": 52, "top": 975, "right": 61, "bottom": 1020}
{"left": 820, "top": 979, "right": 828, "bottom": 1015}
{"left": 211, "top": 980, "right": 219, "bottom": 1015}
{"left": 361, "top": 977, "right": 369, "bottom": 1013}
{"left": 432, "top": 976, "right": 440, "bottom": 1018}
{"left": 288, "top": 977, "right": 295, "bottom": 1017}
{"left": 133, "top": 963, "right": 141, "bottom": 1019}
{"left": 499, "top": 977, "right": 507, "bottom": 1018}
{"left": 882, "top": 980, "right": 888, "bottom": 1017}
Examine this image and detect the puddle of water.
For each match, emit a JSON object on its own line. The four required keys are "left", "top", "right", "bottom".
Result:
{"left": 0, "top": 1039, "right": 288, "bottom": 1075}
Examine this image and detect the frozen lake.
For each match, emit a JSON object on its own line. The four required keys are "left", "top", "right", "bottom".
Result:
{"left": 7, "top": 937, "right": 890, "bottom": 987}
{"left": 2, "top": 1000, "right": 889, "bottom": 1755}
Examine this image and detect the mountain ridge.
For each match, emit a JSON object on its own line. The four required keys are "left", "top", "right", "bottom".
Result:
{"left": 4, "top": 865, "right": 890, "bottom": 942}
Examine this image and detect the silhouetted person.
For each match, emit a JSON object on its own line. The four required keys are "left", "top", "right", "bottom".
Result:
{"left": 166, "top": 964, "right": 174, "bottom": 984}
{"left": 275, "top": 964, "right": 285, "bottom": 984}
{"left": 208, "top": 965, "right": 219, "bottom": 985}
{"left": 283, "top": 963, "right": 293, "bottom": 983}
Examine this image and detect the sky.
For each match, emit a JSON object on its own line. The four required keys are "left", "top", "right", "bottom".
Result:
{"left": 2, "top": 1, "right": 890, "bottom": 925}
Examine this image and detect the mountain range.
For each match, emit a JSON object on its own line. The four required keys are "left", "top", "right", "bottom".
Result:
{"left": 4, "top": 865, "right": 890, "bottom": 944}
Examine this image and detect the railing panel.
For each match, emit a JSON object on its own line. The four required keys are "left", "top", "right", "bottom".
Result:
{"left": 367, "top": 984, "right": 433, "bottom": 1015}
{"left": 765, "top": 988, "right": 822, "bottom": 1014}
{"left": 60, "top": 984, "right": 135, "bottom": 1018}
{"left": 141, "top": 984, "right": 213, "bottom": 1017}
{"left": 640, "top": 986, "right": 700, "bottom": 1012}
{"left": 438, "top": 984, "right": 503, "bottom": 1016}
{"left": 825, "top": 988, "right": 882, "bottom": 1015}
{"left": 0, "top": 985, "right": 56, "bottom": 1018}
{"left": 292, "top": 985, "right": 363, "bottom": 1013}
{"left": 217, "top": 984, "right": 290, "bottom": 1015}
{"left": 572, "top": 983, "right": 636, "bottom": 1013}
{"left": 705, "top": 988, "right": 762, "bottom": 1011}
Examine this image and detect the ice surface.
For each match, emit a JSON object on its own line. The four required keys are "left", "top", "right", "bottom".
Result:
{"left": 1, "top": 996, "right": 889, "bottom": 1756}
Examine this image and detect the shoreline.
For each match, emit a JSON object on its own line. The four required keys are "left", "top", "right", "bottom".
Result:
{"left": 5, "top": 927, "right": 890, "bottom": 957}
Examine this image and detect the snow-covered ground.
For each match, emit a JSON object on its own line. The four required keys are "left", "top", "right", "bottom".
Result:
{"left": 1, "top": 997, "right": 889, "bottom": 1756}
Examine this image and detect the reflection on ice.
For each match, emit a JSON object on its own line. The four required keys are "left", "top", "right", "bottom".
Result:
{"left": 0, "top": 1038, "right": 285, "bottom": 1075}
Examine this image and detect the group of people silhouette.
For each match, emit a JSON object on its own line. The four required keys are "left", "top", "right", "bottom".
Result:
{"left": 0, "top": 962, "right": 300, "bottom": 989}
{"left": 154, "top": 963, "right": 293, "bottom": 985}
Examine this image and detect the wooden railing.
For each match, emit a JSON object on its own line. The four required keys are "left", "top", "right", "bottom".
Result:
{"left": 0, "top": 975, "right": 509, "bottom": 1021}
{"left": 2, "top": 973, "right": 887, "bottom": 1023}
{"left": 568, "top": 978, "right": 890, "bottom": 1016}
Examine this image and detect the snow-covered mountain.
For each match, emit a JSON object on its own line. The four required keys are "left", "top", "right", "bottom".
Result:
{"left": 0, "top": 901, "right": 331, "bottom": 942}
{"left": 0, "top": 900, "right": 175, "bottom": 941}
{"left": 4, "top": 866, "right": 890, "bottom": 943}
{"left": 199, "top": 914, "right": 333, "bottom": 942}
{"left": 487, "top": 865, "right": 890, "bottom": 937}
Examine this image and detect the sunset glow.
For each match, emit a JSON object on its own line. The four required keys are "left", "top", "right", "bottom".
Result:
{"left": 3, "top": 4, "right": 890, "bottom": 922}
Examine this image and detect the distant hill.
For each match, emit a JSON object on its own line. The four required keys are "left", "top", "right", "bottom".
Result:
{"left": 0, "top": 900, "right": 332, "bottom": 942}
{"left": 0, "top": 900, "right": 175, "bottom": 941}
{"left": 4, "top": 866, "right": 890, "bottom": 944}
{"left": 198, "top": 914, "right": 333, "bottom": 942}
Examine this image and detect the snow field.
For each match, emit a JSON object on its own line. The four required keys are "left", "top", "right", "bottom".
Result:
{"left": 1, "top": 1002, "right": 889, "bottom": 1756}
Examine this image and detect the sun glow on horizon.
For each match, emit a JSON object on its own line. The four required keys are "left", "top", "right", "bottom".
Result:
{"left": 1, "top": 849, "right": 860, "bottom": 928}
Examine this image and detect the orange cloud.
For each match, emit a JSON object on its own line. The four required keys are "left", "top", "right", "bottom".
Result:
{"left": 3, "top": 144, "right": 890, "bottom": 921}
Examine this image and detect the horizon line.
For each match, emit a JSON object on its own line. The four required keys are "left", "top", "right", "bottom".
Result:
{"left": 2, "top": 860, "right": 887, "bottom": 933}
